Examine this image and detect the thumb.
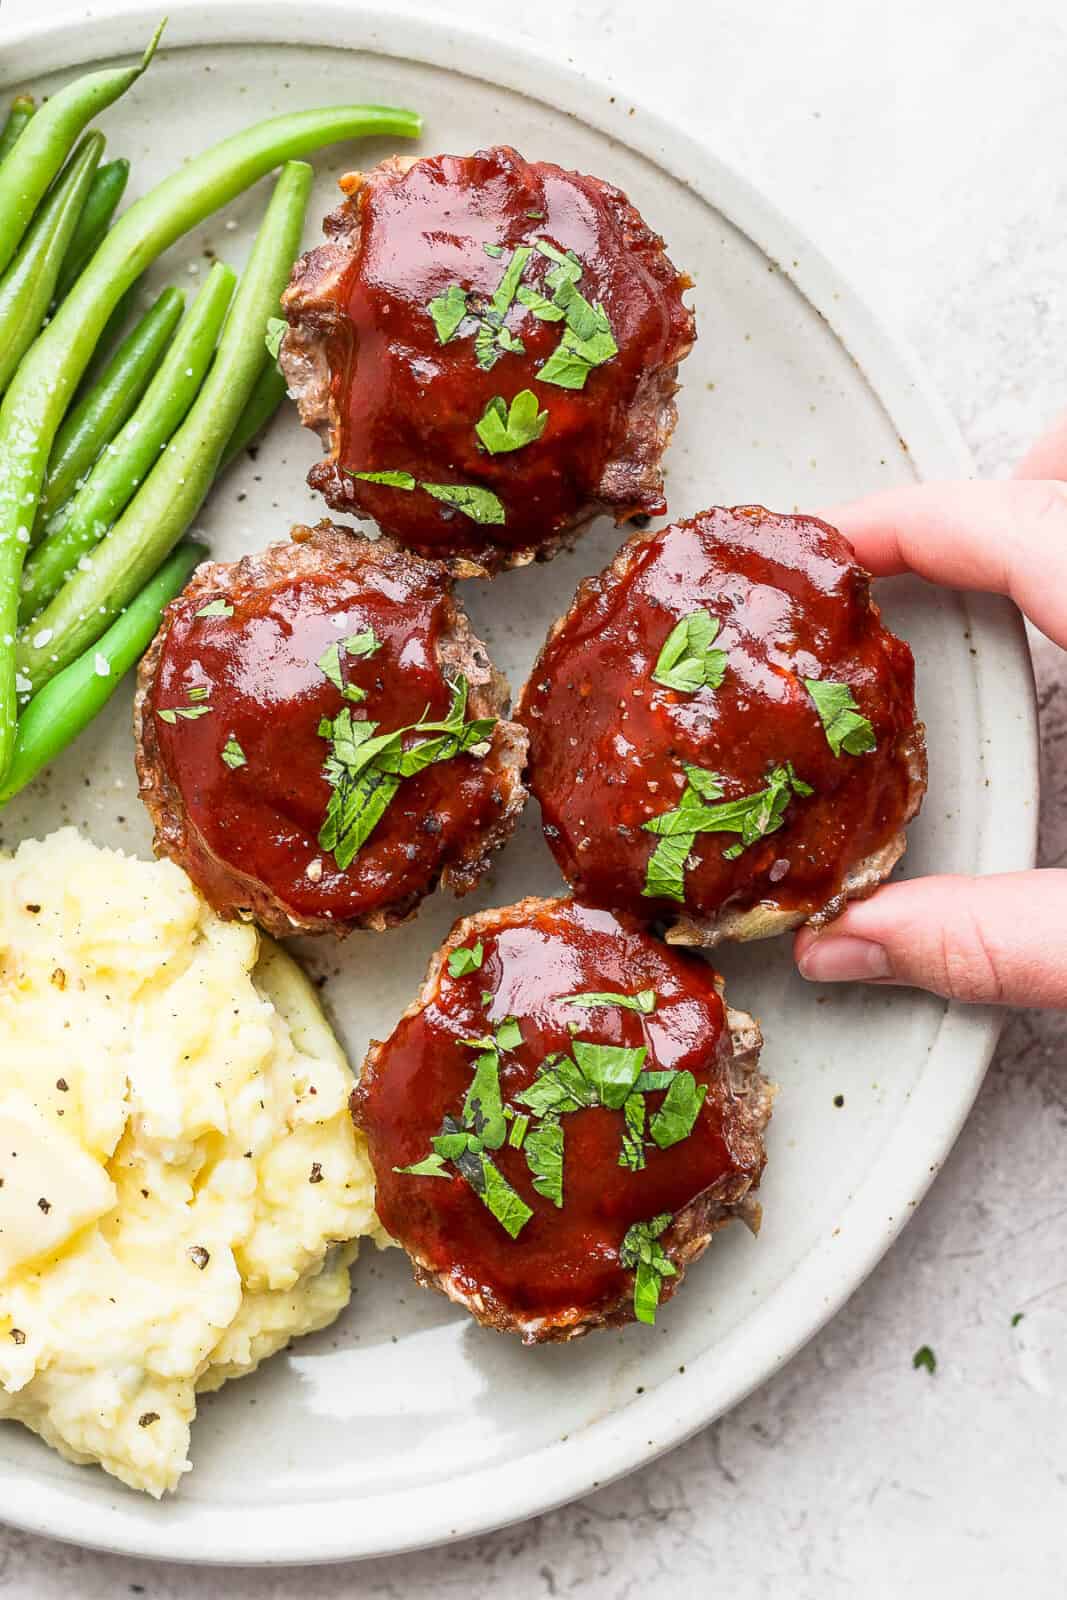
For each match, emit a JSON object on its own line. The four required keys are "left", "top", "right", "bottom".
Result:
{"left": 794, "top": 872, "right": 1067, "bottom": 1008}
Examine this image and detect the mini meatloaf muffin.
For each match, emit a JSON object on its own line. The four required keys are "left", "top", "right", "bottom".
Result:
{"left": 352, "top": 896, "right": 771, "bottom": 1343}
{"left": 280, "top": 145, "right": 695, "bottom": 574}
{"left": 134, "top": 522, "right": 527, "bottom": 937}
{"left": 517, "top": 506, "right": 927, "bottom": 945}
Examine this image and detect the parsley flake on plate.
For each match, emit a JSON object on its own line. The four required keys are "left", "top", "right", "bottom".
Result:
{"left": 912, "top": 1344, "right": 936, "bottom": 1375}
{"left": 804, "top": 677, "right": 877, "bottom": 757}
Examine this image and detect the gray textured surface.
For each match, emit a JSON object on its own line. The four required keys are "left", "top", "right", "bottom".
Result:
{"left": 2, "top": 0, "right": 1066, "bottom": 1593}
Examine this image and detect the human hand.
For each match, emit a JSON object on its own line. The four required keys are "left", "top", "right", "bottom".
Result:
{"left": 794, "top": 434, "right": 1067, "bottom": 1007}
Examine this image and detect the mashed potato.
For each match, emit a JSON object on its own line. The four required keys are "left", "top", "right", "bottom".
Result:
{"left": 0, "top": 828, "right": 380, "bottom": 1497}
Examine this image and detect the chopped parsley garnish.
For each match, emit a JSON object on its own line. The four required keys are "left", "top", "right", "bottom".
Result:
{"left": 912, "top": 1344, "right": 936, "bottom": 1374}
{"left": 316, "top": 630, "right": 380, "bottom": 703}
{"left": 469, "top": 1154, "right": 533, "bottom": 1237}
{"left": 347, "top": 469, "right": 506, "bottom": 525}
{"left": 620, "top": 1213, "right": 677, "bottom": 1325}
{"left": 643, "top": 762, "right": 814, "bottom": 901}
{"left": 652, "top": 610, "right": 727, "bottom": 695}
{"left": 475, "top": 390, "right": 548, "bottom": 455}
{"left": 527, "top": 242, "right": 617, "bottom": 389}
{"left": 194, "top": 598, "right": 233, "bottom": 620}
{"left": 526, "top": 209, "right": 546, "bottom": 220}
{"left": 495, "top": 326, "right": 525, "bottom": 356}
{"left": 264, "top": 316, "right": 287, "bottom": 364}
{"left": 349, "top": 469, "right": 416, "bottom": 490}
{"left": 634, "top": 1069, "right": 677, "bottom": 1092}
{"left": 495, "top": 1015, "right": 522, "bottom": 1051}
{"left": 804, "top": 678, "right": 876, "bottom": 758}
{"left": 489, "top": 245, "right": 532, "bottom": 320}
{"left": 534, "top": 342, "right": 596, "bottom": 390}
{"left": 345, "top": 629, "right": 382, "bottom": 659}
{"left": 422, "top": 483, "right": 506, "bottom": 524}
{"left": 516, "top": 284, "right": 564, "bottom": 321}
{"left": 394, "top": 1151, "right": 450, "bottom": 1179}
{"left": 463, "top": 1046, "right": 508, "bottom": 1148}
{"left": 534, "top": 238, "right": 583, "bottom": 283}
{"left": 649, "top": 1070, "right": 706, "bottom": 1148}
{"left": 515, "top": 1051, "right": 599, "bottom": 1117}
{"left": 157, "top": 681, "right": 213, "bottom": 725}
{"left": 559, "top": 988, "right": 657, "bottom": 1015}
{"left": 157, "top": 706, "right": 209, "bottom": 723}
{"left": 570, "top": 1041, "right": 647, "bottom": 1108}
{"left": 524, "top": 1116, "right": 564, "bottom": 1207}
{"left": 448, "top": 942, "right": 484, "bottom": 977}
{"left": 317, "top": 676, "right": 495, "bottom": 871}
{"left": 426, "top": 235, "right": 618, "bottom": 391}
{"left": 428, "top": 246, "right": 534, "bottom": 372}
{"left": 427, "top": 283, "right": 469, "bottom": 344}
{"left": 619, "top": 1092, "right": 647, "bottom": 1173}
{"left": 1011, "top": 1312, "right": 1025, "bottom": 1327}
{"left": 221, "top": 735, "right": 246, "bottom": 770}
{"left": 508, "top": 1112, "right": 530, "bottom": 1148}
{"left": 316, "top": 644, "right": 362, "bottom": 701}
{"left": 537, "top": 313, "right": 618, "bottom": 388}
{"left": 516, "top": 1041, "right": 646, "bottom": 1116}
{"left": 396, "top": 1036, "right": 533, "bottom": 1238}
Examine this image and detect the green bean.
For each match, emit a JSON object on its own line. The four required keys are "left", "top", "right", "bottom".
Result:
{"left": 0, "top": 97, "right": 35, "bottom": 166}
{"left": 0, "top": 23, "right": 162, "bottom": 278}
{"left": 18, "top": 162, "right": 314, "bottom": 693}
{"left": 21, "top": 263, "right": 236, "bottom": 624}
{"left": 0, "top": 542, "right": 201, "bottom": 807}
{"left": 217, "top": 357, "right": 288, "bottom": 474}
{"left": 35, "top": 286, "right": 185, "bottom": 529}
{"left": 0, "top": 100, "right": 420, "bottom": 776}
{"left": 0, "top": 133, "right": 104, "bottom": 396}
{"left": 53, "top": 158, "right": 130, "bottom": 304}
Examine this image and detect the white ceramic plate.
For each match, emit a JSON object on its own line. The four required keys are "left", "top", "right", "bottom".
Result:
{"left": 0, "top": 0, "right": 1039, "bottom": 1566}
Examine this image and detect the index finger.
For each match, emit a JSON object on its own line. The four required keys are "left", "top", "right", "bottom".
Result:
{"left": 826, "top": 478, "right": 1067, "bottom": 649}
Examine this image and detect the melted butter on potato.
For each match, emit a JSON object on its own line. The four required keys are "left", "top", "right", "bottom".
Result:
{"left": 0, "top": 828, "right": 381, "bottom": 1497}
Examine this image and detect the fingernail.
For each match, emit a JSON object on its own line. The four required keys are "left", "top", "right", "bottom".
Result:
{"left": 797, "top": 935, "right": 892, "bottom": 983}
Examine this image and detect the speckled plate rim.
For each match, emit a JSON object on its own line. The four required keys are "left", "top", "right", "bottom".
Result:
{"left": 0, "top": 0, "right": 1039, "bottom": 1566}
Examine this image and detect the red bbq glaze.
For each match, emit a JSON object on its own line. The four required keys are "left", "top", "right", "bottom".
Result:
{"left": 353, "top": 899, "right": 765, "bottom": 1330}
{"left": 138, "top": 530, "right": 522, "bottom": 931}
{"left": 289, "top": 146, "right": 695, "bottom": 570}
{"left": 517, "top": 506, "right": 925, "bottom": 932}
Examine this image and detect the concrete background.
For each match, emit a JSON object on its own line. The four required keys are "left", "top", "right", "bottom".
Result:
{"left": 1, "top": 0, "right": 1066, "bottom": 1594}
